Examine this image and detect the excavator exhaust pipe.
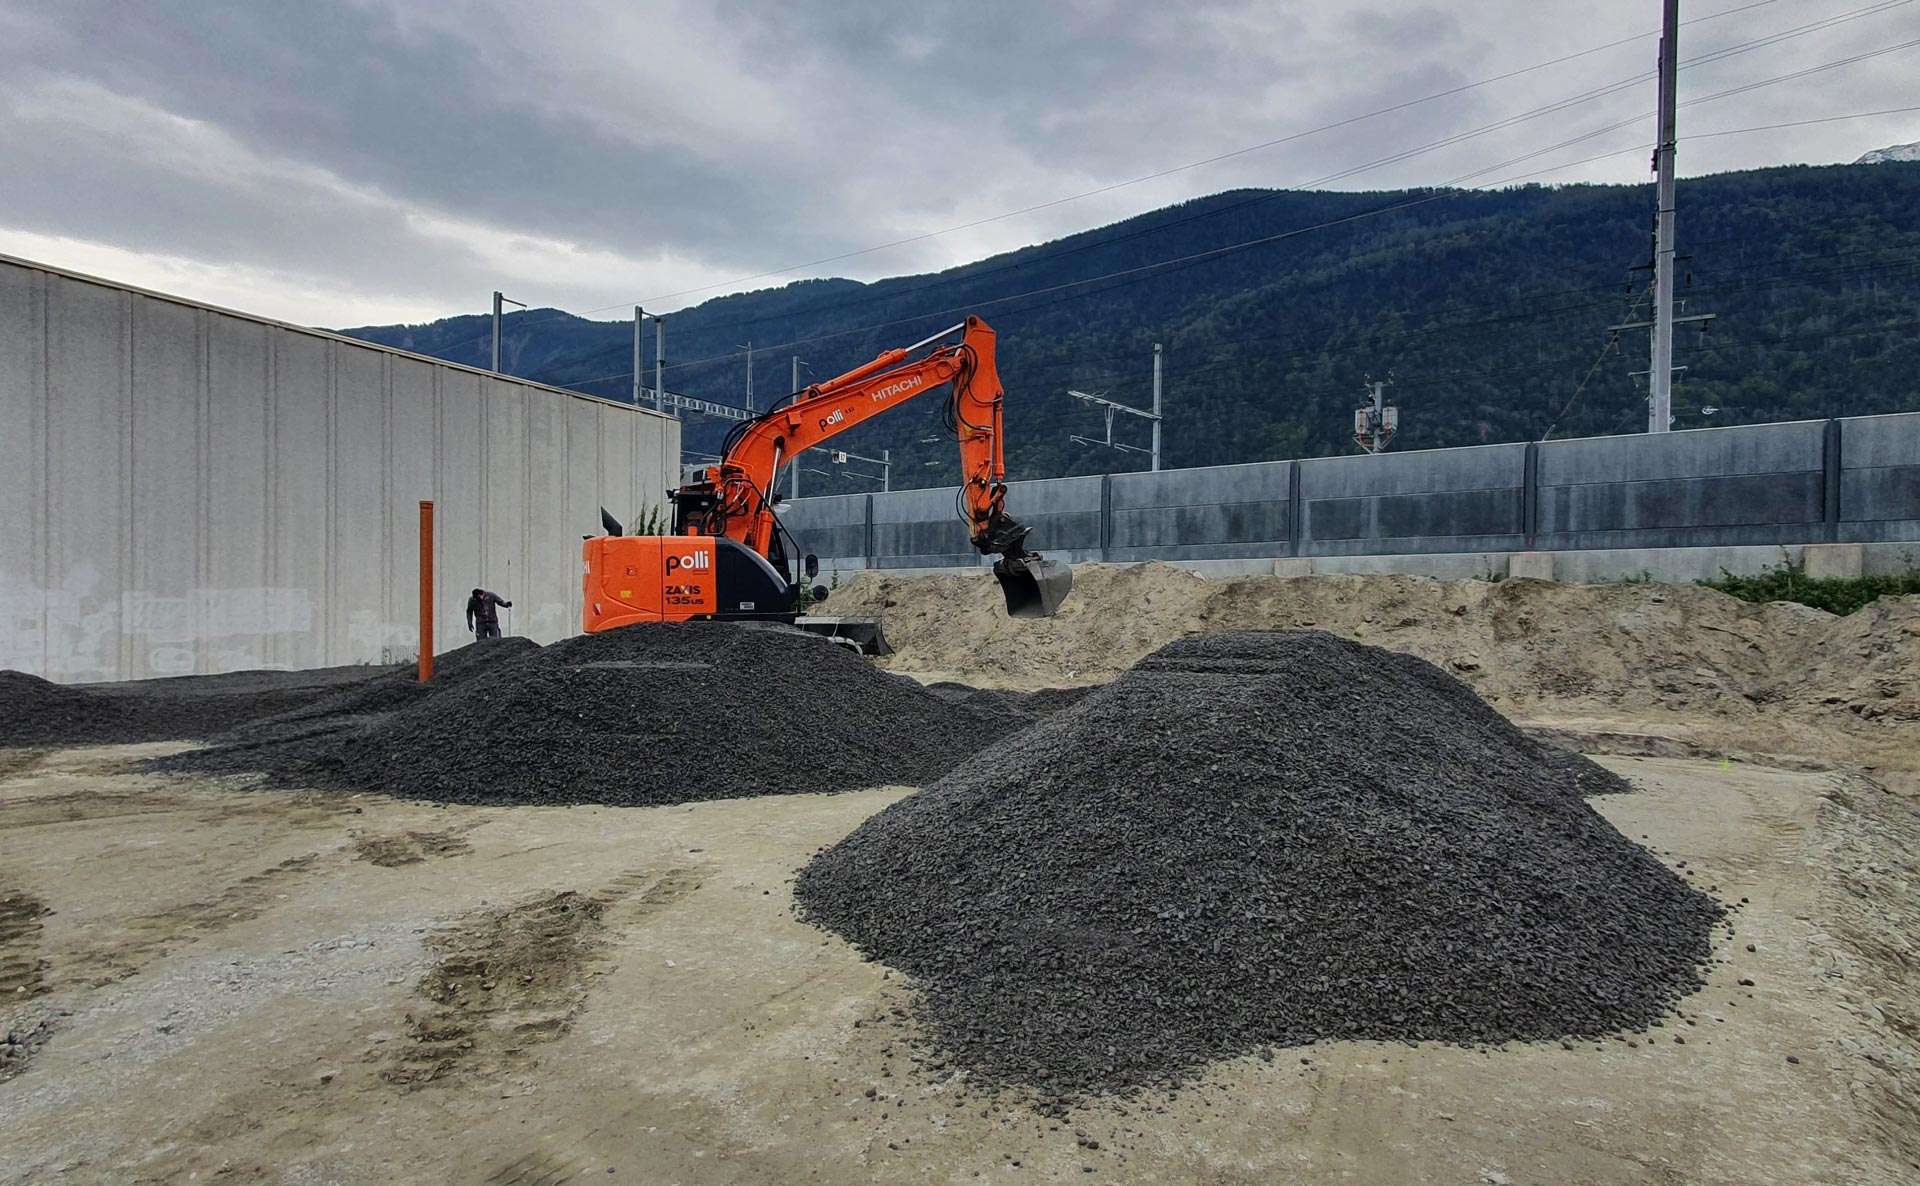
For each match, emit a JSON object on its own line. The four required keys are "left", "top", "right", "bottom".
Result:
{"left": 994, "top": 554, "right": 1074, "bottom": 619}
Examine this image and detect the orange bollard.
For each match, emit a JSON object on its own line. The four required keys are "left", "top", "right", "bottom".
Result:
{"left": 418, "top": 500, "right": 435, "bottom": 682}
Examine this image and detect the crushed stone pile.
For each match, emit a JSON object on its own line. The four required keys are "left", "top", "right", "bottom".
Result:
{"left": 0, "top": 660, "right": 401, "bottom": 747}
{"left": 796, "top": 630, "right": 1721, "bottom": 1104}
{"left": 156, "top": 623, "right": 1045, "bottom": 807}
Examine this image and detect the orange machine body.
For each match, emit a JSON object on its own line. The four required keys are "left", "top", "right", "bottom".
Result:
{"left": 582, "top": 535, "right": 718, "bottom": 631}
{"left": 582, "top": 315, "right": 1071, "bottom": 633}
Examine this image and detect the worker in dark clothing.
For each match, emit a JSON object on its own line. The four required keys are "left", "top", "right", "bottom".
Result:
{"left": 466, "top": 588, "right": 512, "bottom": 639}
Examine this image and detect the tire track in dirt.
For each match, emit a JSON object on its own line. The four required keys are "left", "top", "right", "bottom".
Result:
{"left": 0, "top": 749, "right": 48, "bottom": 781}
{"left": 0, "top": 889, "right": 51, "bottom": 1000}
{"left": 384, "top": 863, "right": 707, "bottom": 1090}
{"left": 1811, "top": 774, "right": 1920, "bottom": 1172}
{"left": 352, "top": 826, "right": 475, "bottom": 868}
{"left": 60, "top": 851, "right": 331, "bottom": 988}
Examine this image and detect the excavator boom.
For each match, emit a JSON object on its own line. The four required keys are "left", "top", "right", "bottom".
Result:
{"left": 584, "top": 317, "right": 1071, "bottom": 636}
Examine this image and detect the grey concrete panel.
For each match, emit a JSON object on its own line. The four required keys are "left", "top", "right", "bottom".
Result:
{"left": 204, "top": 317, "right": 272, "bottom": 673}
{"left": 1837, "top": 411, "right": 1920, "bottom": 470}
{"left": 525, "top": 390, "right": 573, "bottom": 641}
{"left": 1109, "top": 500, "right": 1291, "bottom": 548}
{"left": 0, "top": 264, "right": 47, "bottom": 673}
{"left": 596, "top": 400, "right": 638, "bottom": 528}
{"left": 872, "top": 515, "right": 976, "bottom": 563}
{"left": 269, "top": 332, "right": 329, "bottom": 670}
{"left": 1021, "top": 510, "right": 1104, "bottom": 553}
{"left": 1538, "top": 420, "right": 1824, "bottom": 487}
{"left": 436, "top": 372, "right": 484, "bottom": 654}
{"left": 1109, "top": 460, "right": 1291, "bottom": 510}
{"left": 1538, "top": 471, "right": 1822, "bottom": 535}
{"left": 1300, "top": 444, "right": 1526, "bottom": 499}
{"left": 1305, "top": 487, "right": 1523, "bottom": 543}
{"left": 871, "top": 485, "right": 961, "bottom": 523}
{"left": 5, "top": 257, "right": 677, "bottom": 679}
{"left": 564, "top": 397, "right": 603, "bottom": 637}
{"left": 1840, "top": 466, "right": 1920, "bottom": 523}
{"left": 386, "top": 357, "right": 437, "bottom": 656}
{"left": 780, "top": 492, "right": 868, "bottom": 564}
{"left": 45, "top": 276, "right": 129, "bottom": 681}
{"left": 1006, "top": 474, "right": 1104, "bottom": 510}
{"left": 331, "top": 343, "right": 389, "bottom": 663}
{"left": 128, "top": 296, "right": 203, "bottom": 678}
{"left": 481, "top": 380, "right": 527, "bottom": 611}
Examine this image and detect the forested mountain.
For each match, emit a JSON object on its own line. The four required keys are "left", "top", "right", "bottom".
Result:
{"left": 342, "top": 162, "right": 1920, "bottom": 492}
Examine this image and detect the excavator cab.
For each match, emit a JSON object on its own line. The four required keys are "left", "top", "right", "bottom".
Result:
{"left": 994, "top": 554, "right": 1074, "bottom": 619}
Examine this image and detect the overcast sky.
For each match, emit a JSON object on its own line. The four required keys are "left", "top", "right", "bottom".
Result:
{"left": 1, "top": 0, "right": 1914, "bottom": 328}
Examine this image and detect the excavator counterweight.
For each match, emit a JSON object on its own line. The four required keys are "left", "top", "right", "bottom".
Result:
{"left": 583, "top": 316, "right": 1071, "bottom": 644}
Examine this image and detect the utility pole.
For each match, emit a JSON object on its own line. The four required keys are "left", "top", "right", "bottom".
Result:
{"left": 739, "top": 341, "right": 753, "bottom": 412}
{"left": 1353, "top": 379, "right": 1398, "bottom": 454}
{"left": 641, "top": 305, "right": 656, "bottom": 406}
{"left": 655, "top": 318, "right": 667, "bottom": 418}
{"left": 1151, "top": 343, "right": 1163, "bottom": 472}
{"left": 1649, "top": 0, "right": 1680, "bottom": 434}
{"left": 490, "top": 291, "right": 524, "bottom": 373}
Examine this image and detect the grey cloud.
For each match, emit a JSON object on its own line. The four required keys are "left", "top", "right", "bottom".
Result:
{"left": 1, "top": 0, "right": 1913, "bottom": 325}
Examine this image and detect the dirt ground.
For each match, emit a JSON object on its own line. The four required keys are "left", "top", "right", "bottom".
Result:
{"left": 2, "top": 740, "right": 1916, "bottom": 1184}
{"left": 4, "top": 568, "right": 1919, "bottom": 1184}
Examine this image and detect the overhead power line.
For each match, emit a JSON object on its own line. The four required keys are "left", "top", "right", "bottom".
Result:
{"left": 598, "top": 0, "right": 1832, "bottom": 312}
{"left": 521, "top": 30, "right": 1920, "bottom": 387}
{"left": 547, "top": 72, "right": 1920, "bottom": 397}
{"left": 456, "top": 0, "right": 1860, "bottom": 362}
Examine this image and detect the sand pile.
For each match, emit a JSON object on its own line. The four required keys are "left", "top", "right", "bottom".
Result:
{"left": 158, "top": 623, "right": 1049, "bottom": 807}
{"left": 796, "top": 631, "right": 1720, "bottom": 1102}
{"left": 829, "top": 564, "right": 1920, "bottom": 771}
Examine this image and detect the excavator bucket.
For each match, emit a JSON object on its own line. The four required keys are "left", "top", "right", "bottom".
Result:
{"left": 994, "top": 554, "right": 1074, "bottom": 619}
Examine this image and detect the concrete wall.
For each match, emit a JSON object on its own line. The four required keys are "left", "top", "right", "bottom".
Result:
{"left": 0, "top": 255, "right": 679, "bottom": 682}
{"left": 1108, "top": 460, "right": 1292, "bottom": 561}
{"left": 780, "top": 416, "right": 1919, "bottom": 578}
{"left": 1535, "top": 419, "right": 1826, "bottom": 550}
{"left": 1299, "top": 443, "right": 1526, "bottom": 555}
{"left": 1839, "top": 411, "right": 1920, "bottom": 543}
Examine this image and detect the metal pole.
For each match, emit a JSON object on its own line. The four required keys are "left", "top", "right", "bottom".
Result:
{"left": 791, "top": 356, "right": 802, "bottom": 498}
{"left": 417, "top": 500, "right": 435, "bottom": 682}
{"left": 1649, "top": 0, "right": 1679, "bottom": 433}
{"left": 491, "top": 291, "right": 503, "bottom": 373}
{"left": 632, "top": 306, "right": 643, "bottom": 405}
{"left": 744, "top": 341, "right": 753, "bottom": 412}
{"left": 654, "top": 318, "right": 666, "bottom": 417}
{"left": 1151, "top": 343, "right": 1163, "bottom": 471}
{"left": 882, "top": 448, "right": 891, "bottom": 492}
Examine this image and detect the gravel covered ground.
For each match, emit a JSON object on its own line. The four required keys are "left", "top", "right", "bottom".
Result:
{"left": 0, "top": 662, "right": 402, "bottom": 748}
{"left": 796, "top": 630, "right": 1723, "bottom": 1103}
{"left": 154, "top": 623, "right": 1062, "bottom": 807}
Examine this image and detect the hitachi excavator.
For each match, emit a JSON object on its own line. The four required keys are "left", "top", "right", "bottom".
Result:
{"left": 583, "top": 316, "right": 1072, "bottom": 650}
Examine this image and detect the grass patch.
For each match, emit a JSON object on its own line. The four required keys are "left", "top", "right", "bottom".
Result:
{"left": 1702, "top": 557, "right": 1920, "bottom": 615}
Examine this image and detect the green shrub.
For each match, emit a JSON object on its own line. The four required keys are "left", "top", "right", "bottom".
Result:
{"left": 1702, "top": 556, "right": 1920, "bottom": 615}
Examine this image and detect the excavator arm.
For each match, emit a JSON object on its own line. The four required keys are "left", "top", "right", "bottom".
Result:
{"left": 673, "top": 316, "right": 1071, "bottom": 617}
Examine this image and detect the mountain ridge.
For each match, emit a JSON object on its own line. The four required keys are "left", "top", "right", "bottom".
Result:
{"left": 342, "top": 161, "right": 1920, "bottom": 489}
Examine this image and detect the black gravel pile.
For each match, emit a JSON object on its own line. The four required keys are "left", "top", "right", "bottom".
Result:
{"left": 795, "top": 630, "right": 1721, "bottom": 1103}
{"left": 158, "top": 623, "right": 1036, "bottom": 806}
{"left": 922, "top": 682, "right": 1096, "bottom": 720}
{"left": 0, "top": 660, "right": 399, "bottom": 747}
{"left": 148, "top": 638, "right": 542, "bottom": 775}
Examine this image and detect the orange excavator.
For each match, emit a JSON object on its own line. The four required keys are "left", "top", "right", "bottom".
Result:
{"left": 583, "top": 317, "right": 1073, "bottom": 648}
